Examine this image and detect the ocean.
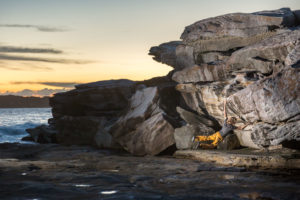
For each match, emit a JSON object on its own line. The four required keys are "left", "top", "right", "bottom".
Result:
{"left": 0, "top": 108, "right": 52, "bottom": 143}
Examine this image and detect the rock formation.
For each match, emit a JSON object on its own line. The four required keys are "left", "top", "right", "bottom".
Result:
{"left": 150, "top": 7, "right": 300, "bottom": 150}
{"left": 28, "top": 7, "right": 300, "bottom": 154}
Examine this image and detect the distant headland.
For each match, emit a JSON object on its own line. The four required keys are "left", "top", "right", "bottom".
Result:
{"left": 0, "top": 95, "right": 50, "bottom": 108}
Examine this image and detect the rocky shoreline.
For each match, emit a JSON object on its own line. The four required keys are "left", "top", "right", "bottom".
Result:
{"left": 1, "top": 143, "right": 300, "bottom": 200}
{"left": 24, "top": 8, "right": 300, "bottom": 157}
{"left": 2, "top": 7, "right": 300, "bottom": 199}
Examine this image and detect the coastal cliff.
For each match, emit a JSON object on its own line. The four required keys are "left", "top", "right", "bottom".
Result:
{"left": 28, "top": 8, "right": 300, "bottom": 156}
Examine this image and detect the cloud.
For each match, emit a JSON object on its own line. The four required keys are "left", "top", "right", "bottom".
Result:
{"left": 0, "top": 54, "right": 93, "bottom": 64}
{"left": 0, "top": 24, "right": 69, "bottom": 32}
{"left": 11, "top": 81, "right": 82, "bottom": 88}
{"left": 0, "top": 46, "right": 63, "bottom": 54}
{"left": 0, "top": 63, "right": 53, "bottom": 71}
{"left": 0, "top": 88, "right": 70, "bottom": 97}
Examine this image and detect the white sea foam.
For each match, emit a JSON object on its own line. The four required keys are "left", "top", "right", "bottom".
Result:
{"left": 0, "top": 108, "right": 52, "bottom": 143}
{"left": 100, "top": 190, "right": 118, "bottom": 195}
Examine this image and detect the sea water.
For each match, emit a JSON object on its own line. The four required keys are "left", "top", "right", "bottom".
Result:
{"left": 0, "top": 108, "right": 52, "bottom": 143}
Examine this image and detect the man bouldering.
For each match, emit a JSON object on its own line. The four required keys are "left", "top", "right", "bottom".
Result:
{"left": 192, "top": 98, "right": 249, "bottom": 149}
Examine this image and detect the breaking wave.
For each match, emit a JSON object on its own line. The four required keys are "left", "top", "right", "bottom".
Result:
{"left": 0, "top": 108, "right": 51, "bottom": 143}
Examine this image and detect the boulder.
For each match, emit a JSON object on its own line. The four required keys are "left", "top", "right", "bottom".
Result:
{"left": 217, "top": 134, "right": 241, "bottom": 150}
{"left": 26, "top": 125, "right": 57, "bottom": 144}
{"left": 174, "top": 124, "right": 215, "bottom": 150}
{"left": 176, "top": 82, "right": 244, "bottom": 123}
{"left": 94, "top": 128, "right": 120, "bottom": 149}
{"left": 197, "top": 52, "right": 230, "bottom": 64}
{"left": 176, "top": 107, "right": 219, "bottom": 129}
{"left": 227, "top": 28, "right": 300, "bottom": 75}
{"left": 181, "top": 8, "right": 297, "bottom": 52}
{"left": 111, "top": 87, "right": 177, "bottom": 155}
{"left": 149, "top": 42, "right": 196, "bottom": 70}
{"left": 121, "top": 113, "right": 175, "bottom": 156}
{"left": 174, "top": 107, "right": 219, "bottom": 150}
{"left": 227, "top": 68, "right": 300, "bottom": 123}
{"left": 55, "top": 116, "right": 104, "bottom": 145}
{"left": 172, "top": 63, "right": 227, "bottom": 83}
{"left": 149, "top": 41, "right": 184, "bottom": 69}
{"left": 174, "top": 125, "right": 196, "bottom": 150}
{"left": 293, "top": 10, "right": 300, "bottom": 24}
{"left": 247, "top": 122, "right": 300, "bottom": 148}
{"left": 50, "top": 79, "right": 136, "bottom": 119}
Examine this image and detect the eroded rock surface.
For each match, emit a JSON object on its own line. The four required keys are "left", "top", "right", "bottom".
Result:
{"left": 29, "top": 7, "right": 300, "bottom": 155}
{"left": 149, "top": 7, "right": 300, "bottom": 150}
{"left": 111, "top": 87, "right": 176, "bottom": 156}
{"left": 181, "top": 8, "right": 297, "bottom": 52}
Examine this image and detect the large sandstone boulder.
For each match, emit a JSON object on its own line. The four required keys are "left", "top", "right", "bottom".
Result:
{"left": 227, "top": 28, "right": 300, "bottom": 74}
{"left": 151, "top": 7, "right": 300, "bottom": 150}
{"left": 181, "top": 8, "right": 297, "bottom": 52}
{"left": 149, "top": 41, "right": 196, "bottom": 70}
{"left": 227, "top": 68, "right": 300, "bottom": 123}
{"left": 172, "top": 63, "right": 227, "bottom": 83}
{"left": 25, "top": 125, "right": 57, "bottom": 144}
{"left": 111, "top": 87, "right": 177, "bottom": 155}
{"left": 50, "top": 79, "right": 136, "bottom": 119}
{"left": 47, "top": 80, "right": 137, "bottom": 148}
{"left": 174, "top": 107, "right": 219, "bottom": 150}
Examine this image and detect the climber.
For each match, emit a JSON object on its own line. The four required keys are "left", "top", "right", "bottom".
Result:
{"left": 192, "top": 98, "right": 249, "bottom": 149}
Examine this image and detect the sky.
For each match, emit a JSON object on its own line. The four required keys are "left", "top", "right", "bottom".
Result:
{"left": 0, "top": 0, "right": 299, "bottom": 96}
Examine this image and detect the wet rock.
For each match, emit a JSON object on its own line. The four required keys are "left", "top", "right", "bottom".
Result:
{"left": 26, "top": 125, "right": 57, "bottom": 143}
{"left": 181, "top": 8, "right": 297, "bottom": 52}
{"left": 21, "top": 136, "right": 34, "bottom": 142}
{"left": 1, "top": 143, "right": 300, "bottom": 199}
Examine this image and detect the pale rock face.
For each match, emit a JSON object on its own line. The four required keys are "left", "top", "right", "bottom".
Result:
{"left": 285, "top": 40, "right": 300, "bottom": 67}
{"left": 241, "top": 122, "right": 300, "bottom": 148}
{"left": 227, "top": 68, "right": 300, "bottom": 124}
{"left": 172, "top": 63, "right": 227, "bottom": 83}
{"left": 227, "top": 29, "right": 300, "bottom": 74}
{"left": 181, "top": 8, "right": 296, "bottom": 52}
{"left": 174, "top": 125, "right": 201, "bottom": 150}
{"left": 122, "top": 113, "right": 175, "bottom": 156}
{"left": 111, "top": 87, "right": 176, "bottom": 155}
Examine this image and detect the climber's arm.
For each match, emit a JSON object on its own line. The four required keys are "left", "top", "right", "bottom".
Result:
{"left": 236, "top": 122, "right": 251, "bottom": 130}
{"left": 223, "top": 98, "right": 227, "bottom": 119}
